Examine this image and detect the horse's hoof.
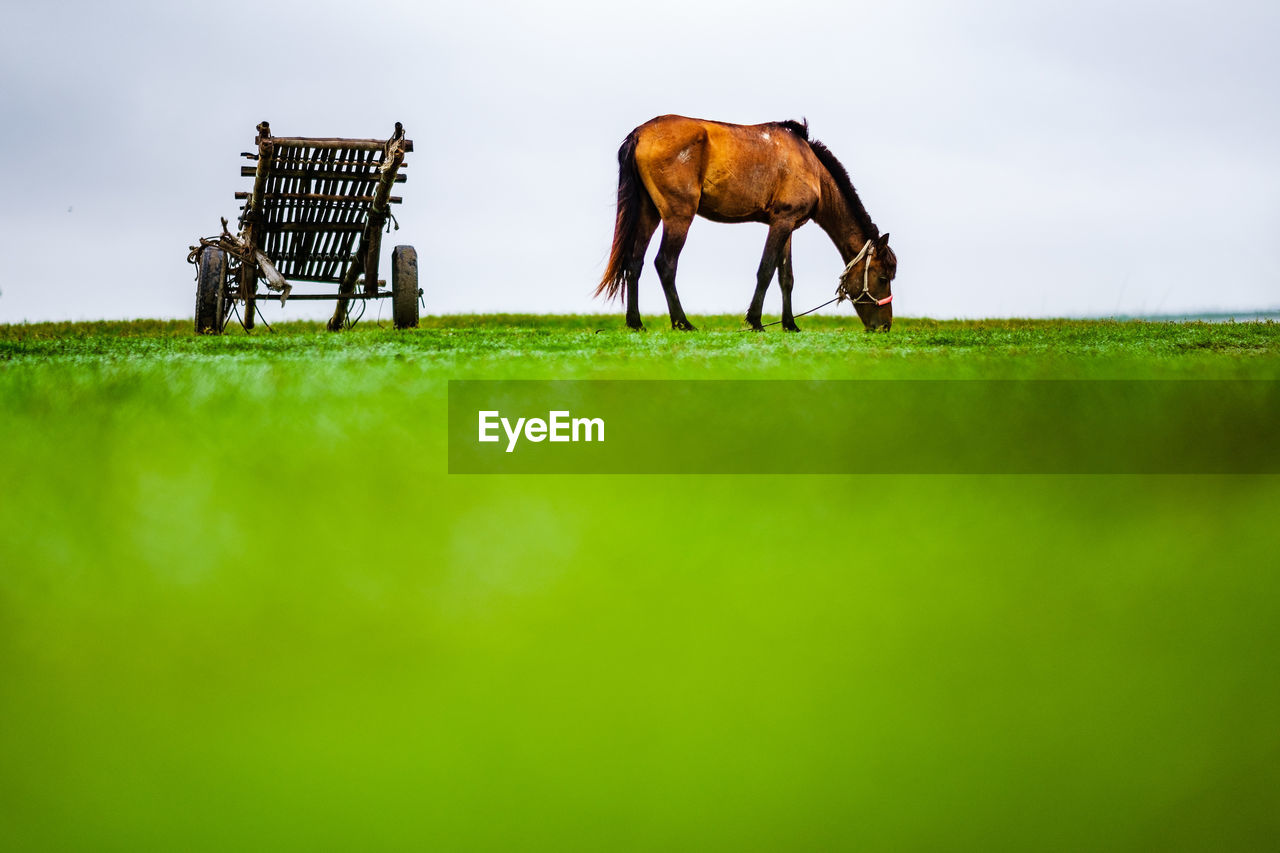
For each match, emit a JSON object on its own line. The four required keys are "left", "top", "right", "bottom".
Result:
{"left": 673, "top": 321, "right": 697, "bottom": 332}
{"left": 783, "top": 323, "right": 801, "bottom": 333}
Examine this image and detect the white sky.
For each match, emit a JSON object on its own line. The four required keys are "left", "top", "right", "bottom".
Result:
{"left": 1, "top": 0, "right": 1277, "bottom": 323}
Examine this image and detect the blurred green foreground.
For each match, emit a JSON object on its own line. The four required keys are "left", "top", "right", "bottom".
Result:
{"left": 2, "top": 317, "right": 1279, "bottom": 851}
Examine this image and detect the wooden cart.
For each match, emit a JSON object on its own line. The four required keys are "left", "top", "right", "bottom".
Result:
{"left": 190, "top": 121, "right": 418, "bottom": 333}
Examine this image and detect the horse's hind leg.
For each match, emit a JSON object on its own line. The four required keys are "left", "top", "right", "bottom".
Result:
{"left": 654, "top": 216, "right": 697, "bottom": 331}
{"left": 625, "top": 201, "right": 660, "bottom": 331}
{"left": 745, "top": 222, "right": 794, "bottom": 331}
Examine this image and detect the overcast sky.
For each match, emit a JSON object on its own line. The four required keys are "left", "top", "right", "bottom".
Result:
{"left": 1, "top": 0, "right": 1276, "bottom": 323}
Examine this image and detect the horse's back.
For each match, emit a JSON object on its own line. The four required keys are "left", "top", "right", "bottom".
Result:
{"left": 632, "top": 115, "right": 821, "bottom": 224}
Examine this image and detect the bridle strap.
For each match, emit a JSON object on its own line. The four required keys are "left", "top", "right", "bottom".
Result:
{"left": 840, "top": 239, "right": 874, "bottom": 280}
{"left": 837, "top": 239, "right": 892, "bottom": 307}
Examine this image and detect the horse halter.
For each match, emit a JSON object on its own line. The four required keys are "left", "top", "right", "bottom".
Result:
{"left": 836, "top": 239, "right": 893, "bottom": 307}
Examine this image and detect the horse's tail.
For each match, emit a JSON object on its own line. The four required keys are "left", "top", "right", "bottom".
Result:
{"left": 596, "top": 130, "right": 646, "bottom": 302}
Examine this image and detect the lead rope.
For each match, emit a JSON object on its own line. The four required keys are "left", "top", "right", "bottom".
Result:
{"left": 741, "top": 295, "right": 843, "bottom": 331}
{"left": 740, "top": 239, "right": 885, "bottom": 331}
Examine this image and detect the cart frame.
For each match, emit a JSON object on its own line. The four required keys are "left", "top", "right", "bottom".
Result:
{"left": 190, "top": 121, "right": 418, "bottom": 333}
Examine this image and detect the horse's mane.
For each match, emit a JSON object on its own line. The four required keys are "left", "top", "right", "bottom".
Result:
{"left": 777, "top": 119, "right": 880, "bottom": 240}
{"left": 775, "top": 119, "right": 810, "bottom": 140}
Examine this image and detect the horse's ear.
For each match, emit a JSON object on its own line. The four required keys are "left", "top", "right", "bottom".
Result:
{"left": 877, "top": 232, "right": 891, "bottom": 247}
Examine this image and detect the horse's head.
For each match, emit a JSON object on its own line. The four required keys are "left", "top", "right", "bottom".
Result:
{"left": 838, "top": 233, "right": 895, "bottom": 332}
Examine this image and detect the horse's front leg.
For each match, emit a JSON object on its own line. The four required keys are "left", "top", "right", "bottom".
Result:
{"left": 779, "top": 235, "right": 800, "bottom": 332}
{"left": 745, "top": 223, "right": 792, "bottom": 331}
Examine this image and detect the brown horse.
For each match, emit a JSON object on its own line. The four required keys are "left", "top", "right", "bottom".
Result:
{"left": 597, "top": 115, "right": 896, "bottom": 332}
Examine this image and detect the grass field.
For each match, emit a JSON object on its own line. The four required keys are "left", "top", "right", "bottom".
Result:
{"left": 3, "top": 315, "right": 1280, "bottom": 851}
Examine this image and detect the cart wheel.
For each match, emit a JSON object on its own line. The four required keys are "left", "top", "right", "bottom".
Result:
{"left": 195, "top": 246, "right": 227, "bottom": 335}
{"left": 392, "top": 245, "right": 419, "bottom": 330}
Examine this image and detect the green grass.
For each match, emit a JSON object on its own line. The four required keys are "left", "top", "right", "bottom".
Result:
{"left": 3, "top": 316, "right": 1279, "bottom": 851}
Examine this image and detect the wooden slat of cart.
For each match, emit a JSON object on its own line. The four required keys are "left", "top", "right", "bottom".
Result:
{"left": 306, "top": 147, "right": 338, "bottom": 278}
{"left": 313, "top": 154, "right": 348, "bottom": 282}
{"left": 312, "top": 150, "right": 349, "bottom": 282}
{"left": 283, "top": 145, "right": 302, "bottom": 273}
{"left": 286, "top": 145, "right": 308, "bottom": 275}
{"left": 267, "top": 136, "right": 415, "bottom": 152}
{"left": 325, "top": 149, "right": 376, "bottom": 282}
{"left": 239, "top": 166, "right": 406, "bottom": 183}
{"left": 234, "top": 125, "right": 410, "bottom": 288}
{"left": 235, "top": 192, "right": 404, "bottom": 205}
{"left": 294, "top": 146, "right": 320, "bottom": 276}
{"left": 331, "top": 147, "right": 379, "bottom": 301}
{"left": 267, "top": 144, "right": 286, "bottom": 271}
{"left": 262, "top": 143, "right": 283, "bottom": 264}
{"left": 292, "top": 147, "right": 320, "bottom": 275}
{"left": 286, "top": 145, "right": 309, "bottom": 275}
{"left": 309, "top": 150, "right": 341, "bottom": 282}
{"left": 277, "top": 144, "right": 305, "bottom": 278}
{"left": 325, "top": 149, "right": 364, "bottom": 281}
{"left": 260, "top": 143, "right": 283, "bottom": 266}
